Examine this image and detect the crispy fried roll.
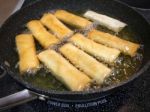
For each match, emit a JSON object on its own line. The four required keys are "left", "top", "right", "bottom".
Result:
{"left": 40, "top": 13, "right": 73, "bottom": 39}
{"left": 16, "top": 34, "right": 40, "bottom": 74}
{"left": 37, "top": 50, "right": 91, "bottom": 91}
{"left": 27, "top": 20, "right": 59, "bottom": 48}
{"left": 88, "top": 30, "right": 140, "bottom": 57}
{"left": 69, "top": 33, "right": 120, "bottom": 63}
{"left": 59, "top": 43, "right": 111, "bottom": 84}
{"left": 54, "top": 10, "right": 92, "bottom": 28}
{"left": 84, "top": 10, "right": 127, "bottom": 33}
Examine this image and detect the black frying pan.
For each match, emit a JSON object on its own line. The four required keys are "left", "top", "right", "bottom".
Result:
{"left": 118, "top": 0, "right": 150, "bottom": 8}
{"left": 0, "top": 0, "right": 150, "bottom": 110}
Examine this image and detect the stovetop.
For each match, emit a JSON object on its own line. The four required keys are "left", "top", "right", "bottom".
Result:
{"left": 0, "top": 0, "right": 150, "bottom": 112}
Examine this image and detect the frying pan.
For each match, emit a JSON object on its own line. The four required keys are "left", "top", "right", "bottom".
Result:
{"left": 118, "top": 0, "right": 150, "bottom": 8}
{"left": 0, "top": 0, "right": 150, "bottom": 110}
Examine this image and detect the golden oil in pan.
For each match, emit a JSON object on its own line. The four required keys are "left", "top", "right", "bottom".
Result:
{"left": 96, "top": 26, "right": 143, "bottom": 87}
{"left": 23, "top": 68, "right": 67, "bottom": 91}
{"left": 18, "top": 10, "right": 143, "bottom": 91}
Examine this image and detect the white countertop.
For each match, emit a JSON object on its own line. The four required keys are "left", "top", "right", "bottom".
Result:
{"left": 0, "top": 0, "right": 24, "bottom": 26}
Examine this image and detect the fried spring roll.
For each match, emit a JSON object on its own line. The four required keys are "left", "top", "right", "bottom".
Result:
{"left": 37, "top": 50, "right": 91, "bottom": 91}
{"left": 54, "top": 10, "right": 92, "bottom": 29}
{"left": 27, "top": 20, "right": 59, "bottom": 48}
{"left": 40, "top": 13, "right": 73, "bottom": 39}
{"left": 84, "top": 10, "right": 127, "bottom": 33}
{"left": 59, "top": 43, "right": 111, "bottom": 84}
{"left": 88, "top": 30, "right": 140, "bottom": 57}
{"left": 69, "top": 34, "right": 120, "bottom": 63}
{"left": 16, "top": 34, "right": 40, "bottom": 74}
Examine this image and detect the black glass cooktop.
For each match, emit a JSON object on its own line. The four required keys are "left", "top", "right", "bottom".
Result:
{"left": 0, "top": 0, "right": 150, "bottom": 112}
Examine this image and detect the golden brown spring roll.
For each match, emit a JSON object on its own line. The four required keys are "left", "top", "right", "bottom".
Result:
{"left": 16, "top": 34, "right": 40, "bottom": 74}
{"left": 88, "top": 30, "right": 140, "bottom": 57}
{"left": 69, "top": 33, "right": 120, "bottom": 64}
{"left": 40, "top": 13, "right": 73, "bottom": 39}
{"left": 27, "top": 20, "right": 59, "bottom": 48}
{"left": 59, "top": 43, "right": 111, "bottom": 84}
{"left": 37, "top": 50, "right": 91, "bottom": 91}
{"left": 54, "top": 10, "right": 92, "bottom": 29}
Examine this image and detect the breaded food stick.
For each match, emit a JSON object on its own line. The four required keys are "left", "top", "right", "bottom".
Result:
{"left": 40, "top": 13, "right": 73, "bottom": 39}
{"left": 69, "top": 33, "right": 120, "bottom": 63}
{"left": 16, "top": 34, "right": 40, "bottom": 74}
{"left": 27, "top": 20, "right": 59, "bottom": 48}
{"left": 54, "top": 10, "right": 92, "bottom": 29}
{"left": 59, "top": 43, "right": 111, "bottom": 84}
{"left": 88, "top": 30, "right": 140, "bottom": 57}
{"left": 37, "top": 50, "right": 91, "bottom": 91}
{"left": 84, "top": 10, "right": 127, "bottom": 33}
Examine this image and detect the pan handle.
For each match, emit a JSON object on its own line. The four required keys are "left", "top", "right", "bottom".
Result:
{"left": 0, "top": 89, "right": 38, "bottom": 111}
